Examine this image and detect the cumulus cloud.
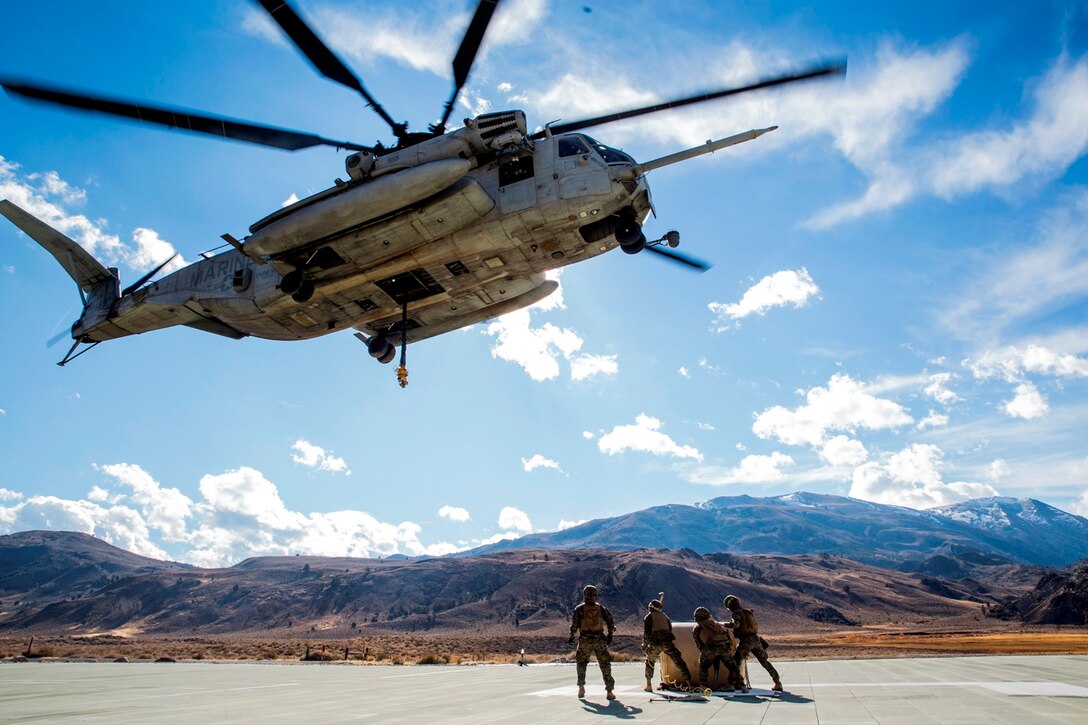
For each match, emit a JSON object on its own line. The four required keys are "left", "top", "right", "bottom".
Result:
{"left": 483, "top": 273, "right": 617, "bottom": 382}
{"left": 280, "top": 193, "right": 299, "bottom": 208}
{"left": 0, "top": 488, "right": 23, "bottom": 502}
{"left": 678, "top": 367, "right": 691, "bottom": 378}
{"left": 438, "top": 505, "right": 470, "bottom": 522}
{"left": 0, "top": 157, "right": 185, "bottom": 273}
{"left": 1003, "top": 382, "right": 1049, "bottom": 419}
{"left": 598, "top": 414, "right": 703, "bottom": 461}
{"left": 709, "top": 268, "right": 819, "bottom": 330}
{"left": 915, "top": 410, "right": 950, "bottom": 431}
{"left": 753, "top": 374, "right": 913, "bottom": 448}
{"left": 521, "top": 454, "right": 563, "bottom": 473}
{"left": 291, "top": 440, "right": 351, "bottom": 475}
{"left": 923, "top": 372, "right": 960, "bottom": 405}
{"left": 557, "top": 518, "right": 587, "bottom": 531}
{"left": 0, "top": 464, "right": 463, "bottom": 566}
{"left": 1071, "top": 490, "right": 1088, "bottom": 518}
{"left": 685, "top": 452, "right": 795, "bottom": 485}
{"left": 819, "top": 435, "right": 869, "bottom": 466}
{"left": 582, "top": 431, "right": 595, "bottom": 440}
{"left": 498, "top": 506, "right": 532, "bottom": 533}
{"left": 968, "top": 344, "right": 1088, "bottom": 383}
{"left": 988, "top": 459, "right": 1010, "bottom": 481}
{"left": 849, "top": 444, "right": 999, "bottom": 509}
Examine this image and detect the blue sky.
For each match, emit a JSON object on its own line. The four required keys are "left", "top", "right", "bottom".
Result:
{"left": 1, "top": 0, "right": 1087, "bottom": 566}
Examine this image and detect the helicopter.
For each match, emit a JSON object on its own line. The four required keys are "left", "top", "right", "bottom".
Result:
{"left": 0, "top": 0, "right": 844, "bottom": 386}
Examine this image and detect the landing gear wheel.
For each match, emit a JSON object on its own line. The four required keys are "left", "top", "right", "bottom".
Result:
{"left": 291, "top": 279, "right": 314, "bottom": 302}
{"left": 620, "top": 232, "right": 647, "bottom": 254}
{"left": 377, "top": 345, "right": 396, "bottom": 364}
{"left": 614, "top": 213, "right": 642, "bottom": 245}
{"left": 280, "top": 269, "right": 304, "bottom": 295}
{"left": 367, "top": 336, "right": 390, "bottom": 358}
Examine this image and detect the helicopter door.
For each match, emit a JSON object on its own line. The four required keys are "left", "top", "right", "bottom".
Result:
{"left": 557, "top": 136, "right": 611, "bottom": 199}
{"left": 498, "top": 153, "right": 536, "bottom": 214}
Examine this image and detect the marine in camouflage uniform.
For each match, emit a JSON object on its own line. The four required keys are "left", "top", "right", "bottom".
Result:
{"left": 641, "top": 599, "right": 692, "bottom": 691}
{"left": 723, "top": 594, "right": 782, "bottom": 692}
{"left": 692, "top": 606, "right": 741, "bottom": 689}
{"left": 569, "top": 584, "right": 617, "bottom": 700}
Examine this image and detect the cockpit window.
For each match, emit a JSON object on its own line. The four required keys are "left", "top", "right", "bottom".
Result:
{"left": 558, "top": 137, "right": 591, "bottom": 157}
{"left": 582, "top": 136, "right": 635, "bottom": 165}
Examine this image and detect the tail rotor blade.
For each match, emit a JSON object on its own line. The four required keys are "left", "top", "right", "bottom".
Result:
{"left": 530, "top": 60, "right": 846, "bottom": 139}
{"left": 122, "top": 253, "right": 179, "bottom": 297}
{"left": 434, "top": 0, "right": 501, "bottom": 134}
{"left": 644, "top": 244, "right": 712, "bottom": 272}
{"left": 46, "top": 329, "right": 71, "bottom": 348}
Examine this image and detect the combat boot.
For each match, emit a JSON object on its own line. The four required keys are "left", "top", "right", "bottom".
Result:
{"left": 644, "top": 677, "right": 653, "bottom": 692}
{"left": 606, "top": 690, "right": 616, "bottom": 700}
{"left": 772, "top": 680, "right": 783, "bottom": 692}
{"left": 577, "top": 685, "right": 585, "bottom": 698}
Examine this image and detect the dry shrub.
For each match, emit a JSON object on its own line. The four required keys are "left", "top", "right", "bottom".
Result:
{"left": 302, "top": 650, "right": 336, "bottom": 662}
{"left": 416, "top": 653, "right": 449, "bottom": 665}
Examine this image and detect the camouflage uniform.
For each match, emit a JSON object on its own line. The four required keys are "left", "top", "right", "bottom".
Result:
{"left": 692, "top": 608, "right": 740, "bottom": 688}
{"left": 570, "top": 589, "right": 616, "bottom": 692}
{"left": 725, "top": 597, "right": 781, "bottom": 690}
{"left": 642, "top": 602, "right": 692, "bottom": 683}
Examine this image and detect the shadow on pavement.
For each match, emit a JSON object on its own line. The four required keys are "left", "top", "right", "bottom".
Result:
{"left": 580, "top": 699, "right": 644, "bottom": 718}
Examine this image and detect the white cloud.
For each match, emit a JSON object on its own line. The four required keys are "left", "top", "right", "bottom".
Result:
{"left": 849, "top": 444, "right": 999, "bottom": 509}
{"left": 522, "top": 454, "right": 563, "bottom": 473}
{"left": 598, "top": 413, "right": 703, "bottom": 461}
{"left": 685, "top": 452, "right": 795, "bottom": 485}
{"left": 291, "top": 440, "right": 351, "bottom": 475}
{"left": 968, "top": 343, "right": 1088, "bottom": 383}
{"left": 696, "top": 422, "right": 716, "bottom": 431}
{"left": 678, "top": 367, "right": 691, "bottom": 378}
{"left": 280, "top": 193, "right": 299, "bottom": 208}
{"left": 1003, "top": 382, "right": 1049, "bottom": 420}
{"left": 709, "top": 268, "right": 819, "bottom": 330}
{"left": 0, "top": 488, "right": 23, "bottom": 502}
{"left": 0, "top": 157, "right": 184, "bottom": 274}
{"left": 930, "top": 55, "right": 1088, "bottom": 197}
{"left": 2, "top": 265, "right": 13, "bottom": 273}
{"left": 99, "top": 463, "right": 192, "bottom": 541}
{"left": 498, "top": 506, "right": 532, "bottom": 533}
{"left": 915, "top": 410, "right": 950, "bottom": 431}
{"left": 945, "top": 194, "right": 1088, "bottom": 342}
{"left": 988, "top": 459, "right": 1010, "bottom": 481}
{"left": 923, "top": 372, "right": 960, "bottom": 405}
{"left": 557, "top": 518, "right": 587, "bottom": 531}
{"left": 582, "top": 431, "right": 595, "bottom": 440}
{"left": 753, "top": 373, "right": 913, "bottom": 447}
{"left": 484, "top": 272, "right": 616, "bottom": 382}
{"left": 1071, "top": 490, "right": 1088, "bottom": 518}
{"left": 819, "top": 435, "right": 869, "bottom": 466}
{"left": 0, "top": 495, "right": 169, "bottom": 559}
{"left": 438, "top": 505, "right": 470, "bottom": 522}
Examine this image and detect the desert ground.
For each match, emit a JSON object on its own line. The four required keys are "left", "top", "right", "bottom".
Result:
{"left": 4, "top": 626, "right": 1087, "bottom": 665}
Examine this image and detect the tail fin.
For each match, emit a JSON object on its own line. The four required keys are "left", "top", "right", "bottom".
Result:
{"left": 0, "top": 199, "right": 113, "bottom": 297}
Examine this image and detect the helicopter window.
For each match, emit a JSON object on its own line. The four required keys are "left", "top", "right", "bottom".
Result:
{"left": 498, "top": 154, "right": 535, "bottom": 187}
{"left": 558, "top": 137, "right": 591, "bottom": 157}
{"left": 578, "top": 135, "right": 634, "bottom": 165}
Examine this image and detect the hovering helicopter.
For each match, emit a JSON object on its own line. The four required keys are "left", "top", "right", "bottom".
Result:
{"left": 0, "top": 0, "right": 843, "bottom": 386}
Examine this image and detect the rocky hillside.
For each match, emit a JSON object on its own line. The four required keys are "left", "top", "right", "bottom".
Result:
{"left": 0, "top": 533, "right": 1041, "bottom": 637}
{"left": 989, "top": 560, "right": 1088, "bottom": 625}
{"left": 469, "top": 493, "right": 1088, "bottom": 567}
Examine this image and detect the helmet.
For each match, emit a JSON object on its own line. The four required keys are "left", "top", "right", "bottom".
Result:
{"left": 694, "top": 607, "right": 711, "bottom": 621}
{"left": 583, "top": 585, "right": 598, "bottom": 603}
{"left": 723, "top": 595, "right": 741, "bottom": 610}
{"left": 648, "top": 599, "right": 662, "bottom": 611}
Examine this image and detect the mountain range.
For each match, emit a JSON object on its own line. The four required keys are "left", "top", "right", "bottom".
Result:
{"left": 470, "top": 493, "right": 1088, "bottom": 567}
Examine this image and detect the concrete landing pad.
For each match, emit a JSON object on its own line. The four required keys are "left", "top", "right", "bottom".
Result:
{"left": 2, "top": 655, "right": 1087, "bottom": 723}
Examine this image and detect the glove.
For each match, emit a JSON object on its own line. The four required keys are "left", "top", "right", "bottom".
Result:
{"left": 606, "top": 633, "right": 613, "bottom": 645}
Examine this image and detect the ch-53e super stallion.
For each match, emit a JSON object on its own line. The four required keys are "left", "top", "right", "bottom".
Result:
{"left": 0, "top": 0, "right": 843, "bottom": 386}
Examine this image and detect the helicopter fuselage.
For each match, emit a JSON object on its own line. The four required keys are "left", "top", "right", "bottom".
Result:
{"left": 80, "top": 117, "right": 653, "bottom": 349}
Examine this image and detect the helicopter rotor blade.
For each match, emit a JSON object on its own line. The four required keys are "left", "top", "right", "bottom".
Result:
{"left": 529, "top": 60, "right": 845, "bottom": 139}
{"left": 255, "top": 0, "right": 404, "bottom": 138}
{"left": 121, "top": 253, "right": 179, "bottom": 297}
{"left": 1, "top": 78, "right": 375, "bottom": 152}
{"left": 434, "top": 0, "right": 501, "bottom": 134}
{"left": 46, "top": 329, "right": 71, "bottom": 349}
{"left": 643, "top": 244, "right": 712, "bottom": 272}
